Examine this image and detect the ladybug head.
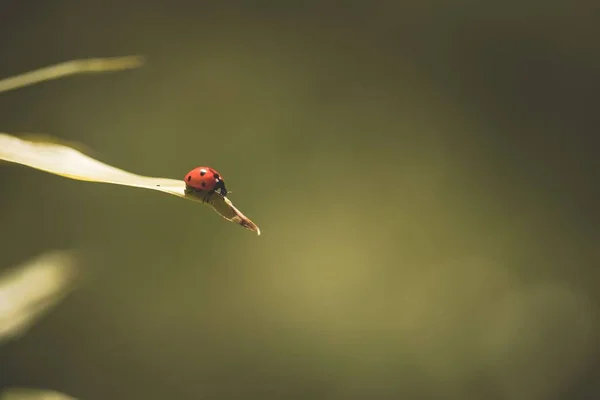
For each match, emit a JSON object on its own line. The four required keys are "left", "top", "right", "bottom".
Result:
{"left": 213, "top": 179, "right": 228, "bottom": 197}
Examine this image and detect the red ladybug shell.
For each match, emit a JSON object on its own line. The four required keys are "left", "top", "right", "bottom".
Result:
{"left": 184, "top": 166, "right": 223, "bottom": 191}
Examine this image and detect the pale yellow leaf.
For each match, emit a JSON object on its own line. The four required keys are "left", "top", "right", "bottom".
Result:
{"left": 0, "top": 55, "right": 144, "bottom": 94}
{"left": 0, "top": 388, "right": 77, "bottom": 400}
{"left": 0, "top": 251, "right": 80, "bottom": 344}
{"left": 0, "top": 133, "right": 260, "bottom": 234}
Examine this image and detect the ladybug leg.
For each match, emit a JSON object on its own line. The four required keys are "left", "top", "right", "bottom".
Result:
{"left": 200, "top": 191, "right": 212, "bottom": 203}
{"left": 184, "top": 186, "right": 211, "bottom": 203}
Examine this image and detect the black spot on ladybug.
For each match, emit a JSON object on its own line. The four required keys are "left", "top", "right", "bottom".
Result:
{"left": 201, "top": 182, "right": 206, "bottom": 187}
{"left": 213, "top": 173, "right": 220, "bottom": 179}
{"left": 186, "top": 176, "right": 191, "bottom": 182}
{"left": 200, "top": 170, "right": 206, "bottom": 176}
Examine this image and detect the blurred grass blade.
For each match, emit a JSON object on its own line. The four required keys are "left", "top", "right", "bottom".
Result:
{"left": 0, "top": 388, "right": 77, "bottom": 400}
{"left": 0, "top": 251, "right": 80, "bottom": 344}
{"left": 0, "top": 56, "right": 144, "bottom": 94}
{"left": 0, "top": 133, "right": 260, "bottom": 234}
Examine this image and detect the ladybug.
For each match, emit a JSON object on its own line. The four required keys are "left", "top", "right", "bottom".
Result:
{"left": 184, "top": 166, "right": 228, "bottom": 197}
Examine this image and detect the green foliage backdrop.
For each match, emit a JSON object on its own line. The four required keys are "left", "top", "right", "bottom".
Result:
{"left": 0, "top": 1, "right": 598, "bottom": 399}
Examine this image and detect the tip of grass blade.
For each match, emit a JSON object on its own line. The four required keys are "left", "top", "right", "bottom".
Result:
{"left": 0, "top": 55, "right": 146, "bottom": 95}
{"left": 82, "top": 55, "right": 146, "bottom": 72}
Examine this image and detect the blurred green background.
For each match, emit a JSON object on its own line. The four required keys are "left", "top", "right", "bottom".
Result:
{"left": 1, "top": 1, "right": 599, "bottom": 399}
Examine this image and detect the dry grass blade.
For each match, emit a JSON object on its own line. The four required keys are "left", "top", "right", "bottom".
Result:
{"left": 0, "top": 251, "right": 80, "bottom": 344}
{"left": 0, "top": 56, "right": 144, "bottom": 94}
{"left": 0, "top": 388, "right": 77, "bottom": 400}
{"left": 0, "top": 133, "right": 260, "bottom": 234}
